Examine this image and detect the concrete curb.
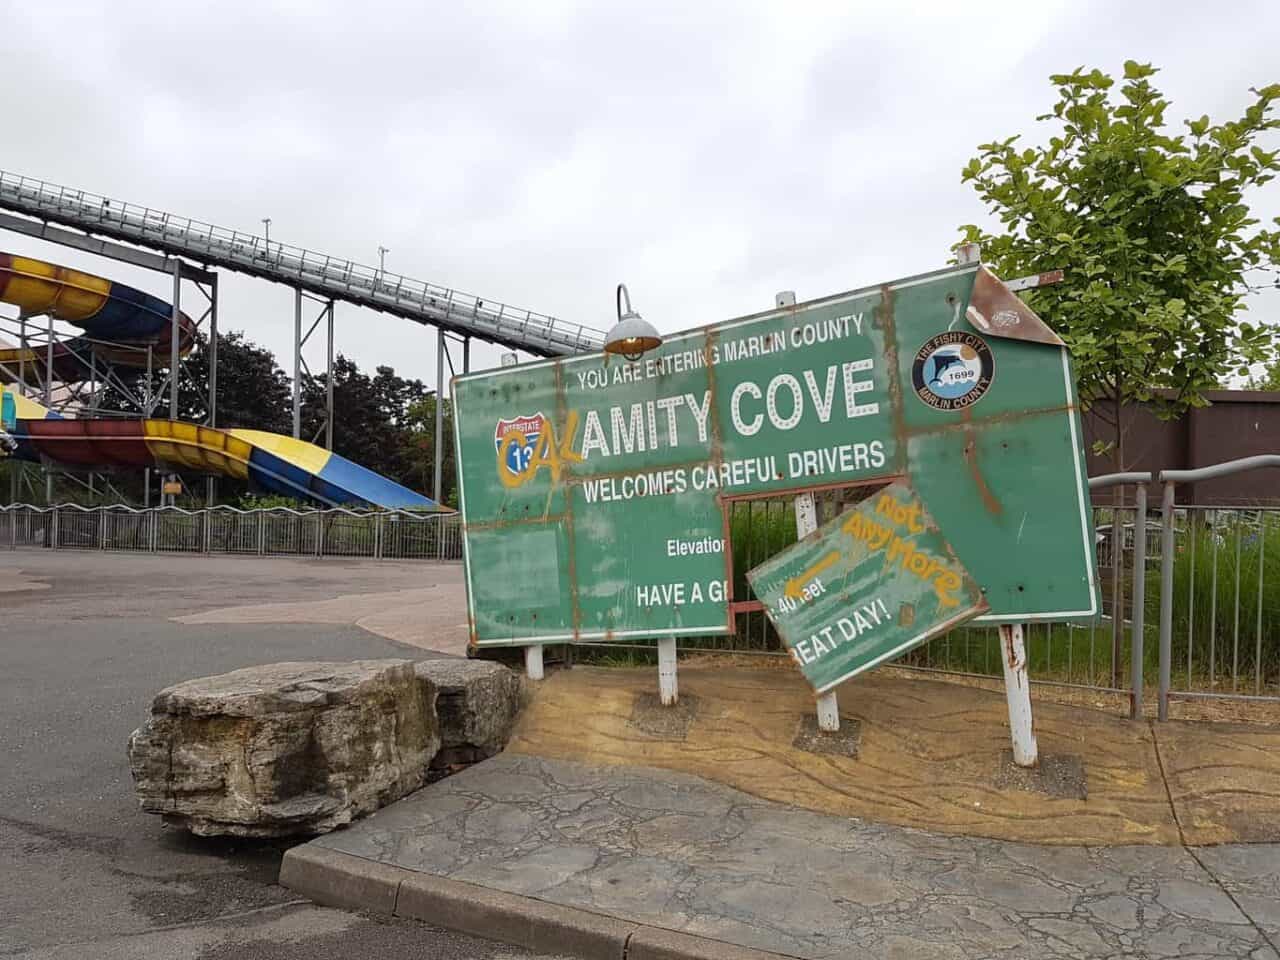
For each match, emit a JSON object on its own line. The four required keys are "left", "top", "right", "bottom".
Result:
{"left": 280, "top": 844, "right": 794, "bottom": 960}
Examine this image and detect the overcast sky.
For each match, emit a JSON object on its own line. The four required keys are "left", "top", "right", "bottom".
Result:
{"left": 1, "top": 0, "right": 1277, "bottom": 389}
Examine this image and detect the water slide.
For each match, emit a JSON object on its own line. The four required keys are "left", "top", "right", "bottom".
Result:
{"left": 0, "top": 253, "right": 440, "bottom": 510}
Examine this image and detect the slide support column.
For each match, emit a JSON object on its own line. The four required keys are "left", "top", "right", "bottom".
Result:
{"left": 292, "top": 288, "right": 302, "bottom": 439}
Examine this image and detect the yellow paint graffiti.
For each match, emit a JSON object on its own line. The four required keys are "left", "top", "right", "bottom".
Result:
{"left": 842, "top": 492, "right": 962, "bottom": 608}
{"left": 496, "top": 410, "right": 584, "bottom": 489}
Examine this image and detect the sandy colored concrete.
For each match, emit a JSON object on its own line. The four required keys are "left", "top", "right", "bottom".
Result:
{"left": 2, "top": 549, "right": 470, "bottom": 656}
{"left": 175, "top": 580, "right": 470, "bottom": 656}
{"left": 0, "top": 567, "right": 50, "bottom": 593}
{"left": 508, "top": 664, "right": 1280, "bottom": 846}
{"left": 1157, "top": 718, "right": 1280, "bottom": 844}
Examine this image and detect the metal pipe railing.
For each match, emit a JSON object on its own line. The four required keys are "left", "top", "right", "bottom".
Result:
{"left": 1088, "top": 472, "right": 1153, "bottom": 488}
{"left": 1160, "top": 456, "right": 1280, "bottom": 485}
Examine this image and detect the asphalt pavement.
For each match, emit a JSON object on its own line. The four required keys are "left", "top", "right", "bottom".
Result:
{"left": 0, "top": 549, "right": 563, "bottom": 959}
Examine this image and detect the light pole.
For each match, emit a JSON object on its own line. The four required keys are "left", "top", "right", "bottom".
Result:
{"left": 262, "top": 218, "right": 272, "bottom": 247}
{"left": 378, "top": 246, "right": 389, "bottom": 282}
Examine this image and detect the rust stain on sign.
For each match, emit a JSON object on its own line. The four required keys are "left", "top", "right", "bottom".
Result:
{"left": 966, "top": 267, "right": 1065, "bottom": 347}
{"left": 452, "top": 262, "right": 1097, "bottom": 647}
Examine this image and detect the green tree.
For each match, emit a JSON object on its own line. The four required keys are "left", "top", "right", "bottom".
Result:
{"left": 97, "top": 330, "right": 292, "bottom": 434}
{"left": 404, "top": 393, "right": 455, "bottom": 506}
{"left": 184, "top": 331, "right": 293, "bottom": 434}
{"left": 958, "top": 61, "right": 1280, "bottom": 470}
{"left": 301, "top": 356, "right": 433, "bottom": 493}
{"left": 1246, "top": 357, "right": 1280, "bottom": 391}
{"left": 90, "top": 330, "right": 294, "bottom": 503}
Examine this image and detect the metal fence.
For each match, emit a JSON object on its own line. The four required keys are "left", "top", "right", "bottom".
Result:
{"left": 696, "top": 462, "right": 1280, "bottom": 719}
{"left": 1155, "top": 456, "right": 1280, "bottom": 718}
{"left": 900, "top": 462, "right": 1280, "bottom": 718}
{"left": 0, "top": 503, "right": 463, "bottom": 560}
{"left": 8, "top": 457, "right": 1279, "bottom": 719}
{"left": 1156, "top": 505, "right": 1277, "bottom": 704}
{"left": 900, "top": 474, "right": 1153, "bottom": 713}
{"left": 710, "top": 488, "right": 1157, "bottom": 694}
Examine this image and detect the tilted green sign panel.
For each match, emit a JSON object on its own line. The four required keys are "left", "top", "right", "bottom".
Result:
{"left": 452, "top": 264, "right": 1098, "bottom": 647}
{"left": 746, "top": 481, "right": 988, "bottom": 693}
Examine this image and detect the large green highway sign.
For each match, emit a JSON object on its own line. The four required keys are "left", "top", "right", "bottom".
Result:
{"left": 747, "top": 481, "right": 988, "bottom": 693}
{"left": 452, "top": 264, "right": 1098, "bottom": 648}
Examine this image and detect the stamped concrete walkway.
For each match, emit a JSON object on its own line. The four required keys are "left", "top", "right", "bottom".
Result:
{"left": 301, "top": 754, "right": 1280, "bottom": 959}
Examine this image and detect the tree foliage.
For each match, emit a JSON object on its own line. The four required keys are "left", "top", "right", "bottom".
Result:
{"left": 404, "top": 394, "right": 456, "bottom": 507}
{"left": 187, "top": 331, "right": 293, "bottom": 435}
{"left": 98, "top": 330, "right": 292, "bottom": 434}
{"left": 957, "top": 61, "right": 1280, "bottom": 467}
{"left": 1247, "top": 357, "right": 1280, "bottom": 391}
{"left": 300, "top": 355, "right": 437, "bottom": 495}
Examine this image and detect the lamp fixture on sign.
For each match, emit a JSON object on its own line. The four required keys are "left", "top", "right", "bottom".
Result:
{"left": 604, "top": 283, "right": 662, "bottom": 362}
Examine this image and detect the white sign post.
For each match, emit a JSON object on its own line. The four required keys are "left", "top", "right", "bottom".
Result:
{"left": 777, "top": 290, "right": 840, "bottom": 733}
{"left": 999, "top": 623, "right": 1038, "bottom": 766}
{"left": 657, "top": 637, "right": 678, "bottom": 705}
{"left": 525, "top": 645, "right": 544, "bottom": 681}
{"left": 955, "top": 244, "right": 1038, "bottom": 767}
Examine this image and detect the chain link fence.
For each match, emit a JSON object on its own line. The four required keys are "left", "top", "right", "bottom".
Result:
{"left": 0, "top": 503, "right": 462, "bottom": 560}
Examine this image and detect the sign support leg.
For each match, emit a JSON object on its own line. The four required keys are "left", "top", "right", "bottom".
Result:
{"left": 815, "top": 691, "right": 839, "bottom": 730}
{"left": 657, "top": 637, "right": 678, "bottom": 706}
{"left": 524, "top": 644, "right": 544, "bottom": 681}
{"left": 999, "top": 623, "right": 1038, "bottom": 767}
{"left": 773, "top": 291, "right": 841, "bottom": 733}
{"left": 793, "top": 488, "right": 839, "bottom": 731}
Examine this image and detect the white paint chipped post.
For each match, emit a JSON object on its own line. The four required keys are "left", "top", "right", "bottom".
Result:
{"left": 999, "top": 623, "right": 1038, "bottom": 766}
{"left": 777, "top": 289, "right": 841, "bottom": 733}
{"left": 657, "top": 637, "right": 678, "bottom": 705}
{"left": 795, "top": 490, "right": 840, "bottom": 731}
{"left": 524, "top": 644, "right": 544, "bottom": 681}
{"left": 953, "top": 245, "right": 1037, "bottom": 766}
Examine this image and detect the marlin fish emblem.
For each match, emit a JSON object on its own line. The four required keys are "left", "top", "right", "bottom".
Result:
{"left": 928, "top": 352, "right": 964, "bottom": 386}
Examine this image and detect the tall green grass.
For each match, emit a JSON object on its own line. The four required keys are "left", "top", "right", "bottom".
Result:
{"left": 899, "top": 620, "right": 1133, "bottom": 688}
{"left": 1158, "top": 512, "right": 1280, "bottom": 692}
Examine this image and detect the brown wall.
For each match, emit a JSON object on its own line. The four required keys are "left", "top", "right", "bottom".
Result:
{"left": 1086, "top": 390, "right": 1280, "bottom": 505}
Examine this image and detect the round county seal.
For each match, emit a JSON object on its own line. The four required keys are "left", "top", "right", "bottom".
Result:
{"left": 911, "top": 332, "right": 994, "bottom": 411}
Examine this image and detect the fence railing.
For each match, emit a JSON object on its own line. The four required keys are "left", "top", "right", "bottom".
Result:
{"left": 899, "top": 474, "right": 1154, "bottom": 717}
{"left": 1, "top": 503, "right": 463, "bottom": 560}
{"left": 703, "top": 463, "right": 1280, "bottom": 719}
{"left": 1156, "top": 456, "right": 1280, "bottom": 718}
{"left": 8, "top": 456, "right": 1279, "bottom": 718}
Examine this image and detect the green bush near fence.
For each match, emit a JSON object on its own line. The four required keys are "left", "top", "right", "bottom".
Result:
{"left": 727, "top": 501, "right": 797, "bottom": 594}
{"left": 900, "top": 513, "right": 1280, "bottom": 694}
{"left": 900, "top": 621, "right": 1132, "bottom": 688}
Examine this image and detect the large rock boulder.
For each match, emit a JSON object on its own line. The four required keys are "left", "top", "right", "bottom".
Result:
{"left": 415, "top": 659, "right": 522, "bottom": 767}
{"left": 128, "top": 659, "right": 439, "bottom": 837}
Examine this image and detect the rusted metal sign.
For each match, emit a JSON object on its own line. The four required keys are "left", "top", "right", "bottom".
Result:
{"left": 452, "top": 263, "right": 1097, "bottom": 647}
{"left": 746, "top": 481, "right": 987, "bottom": 693}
